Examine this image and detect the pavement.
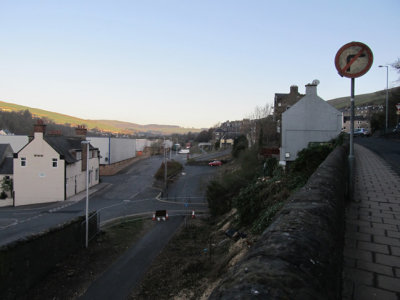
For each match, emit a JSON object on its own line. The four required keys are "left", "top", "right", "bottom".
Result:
{"left": 343, "top": 143, "right": 400, "bottom": 299}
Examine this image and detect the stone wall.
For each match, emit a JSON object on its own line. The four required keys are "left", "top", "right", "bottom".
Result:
{"left": 100, "top": 152, "right": 150, "bottom": 176}
{"left": 210, "top": 146, "right": 348, "bottom": 299}
{"left": 0, "top": 214, "right": 98, "bottom": 299}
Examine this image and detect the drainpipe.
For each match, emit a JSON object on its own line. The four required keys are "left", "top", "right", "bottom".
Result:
{"left": 64, "top": 159, "right": 67, "bottom": 200}
{"left": 108, "top": 136, "right": 111, "bottom": 165}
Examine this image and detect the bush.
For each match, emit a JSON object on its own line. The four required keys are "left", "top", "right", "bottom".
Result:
{"left": 289, "top": 144, "right": 334, "bottom": 179}
{"left": 154, "top": 160, "right": 183, "bottom": 180}
{"left": 206, "top": 181, "right": 231, "bottom": 216}
{"left": 232, "top": 135, "right": 248, "bottom": 158}
{"left": 251, "top": 202, "right": 285, "bottom": 234}
{"left": 0, "top": 191, "right": 7, "bottom": 199}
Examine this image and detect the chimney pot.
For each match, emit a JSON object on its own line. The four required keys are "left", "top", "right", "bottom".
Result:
{"left": 34, "top": 119, "right": 46, "bottom": 133}
{"left": 75, "top": 125, "right": 87, "bottom": 138}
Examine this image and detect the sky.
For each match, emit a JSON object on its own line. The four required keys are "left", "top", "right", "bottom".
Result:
{"left": 0, "top": 1, "right": 399, "bottom": 129}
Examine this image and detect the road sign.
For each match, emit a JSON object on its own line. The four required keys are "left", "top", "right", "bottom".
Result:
{"left": 335, "top": 42, "right": 373, "bottom": 78}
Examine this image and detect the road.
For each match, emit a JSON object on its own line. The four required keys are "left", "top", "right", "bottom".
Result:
{"left": 355, "top": 136, "right": 400, "bottom": 176}
{"left": 80, "top": 216, "right": 184, "bottom": 300}
{"left": 0, "top": 150, "right": 226, "bottom": 247}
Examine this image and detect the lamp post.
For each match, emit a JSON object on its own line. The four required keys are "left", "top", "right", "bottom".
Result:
{"left": 163, "top": 137, "right": 167, "bottom": 196}
{"left": 81, "top": 140, "right": 90, "bottom": 248}
{"left": 379, "top": 65, "right": 389, "bottom": 132}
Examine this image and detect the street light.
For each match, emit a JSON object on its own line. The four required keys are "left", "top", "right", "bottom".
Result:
{"left": 81, "top": 140, "right": 90, "bottom": 248}
{"left": 379, "top": 65, "right": 389, "bottom": 132}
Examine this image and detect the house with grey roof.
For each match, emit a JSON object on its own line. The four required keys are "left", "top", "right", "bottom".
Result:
{"left": 279, "top": 81, "right": 342, "bottom": 165}
{"left": 13, "top": 121, "right": 100, "bottom": 206}
{"left": 0, "top": 144, "right": 14, "bottom": 207}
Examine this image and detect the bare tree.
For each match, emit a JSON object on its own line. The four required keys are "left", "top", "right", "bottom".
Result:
{"left": 392, "top": 58, "right": 400, "bottom": 84}
{"left": 248, "top": 103, "right": 273, "bottom": 120}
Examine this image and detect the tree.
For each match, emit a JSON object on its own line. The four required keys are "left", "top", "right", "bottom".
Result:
{"left": 391, "top": 58, "right": 400, "bottom": 84}
{"left": 232, "top": 135, "right": 248, "bottom": 158}
{"left": 247, "top": 103, "right": 273, "bottom": 120}
{"left": 195, "top": 130, "right": 212, "bottom": 142}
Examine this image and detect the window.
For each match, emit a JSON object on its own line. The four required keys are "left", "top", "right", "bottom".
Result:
{"left": 95, "top": 169, "right": 99, "bottom": 181}
{"left": 21, "top": 157, "right": 26, "bottom": 167}
{"left": 76, "top": 152, "right": 82, "bottom": 160}
{"left": 52, "top": 158, "right": 58, "bottom": 167}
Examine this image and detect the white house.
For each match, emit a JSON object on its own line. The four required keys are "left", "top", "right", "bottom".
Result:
{"left": 0, "top": 144, "right": 14, "bottom": 207}
{"left": 280, "top": 81, "right": 342, "bottom": 164}
{"left": 13, "top": 121, "right": 100, "bottom": 206}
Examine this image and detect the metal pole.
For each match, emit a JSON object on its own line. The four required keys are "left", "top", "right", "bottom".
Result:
{"left": 164, "top": 138, "right": 167, "bottom": 196}
{"left": 385, "top": 66, "right": 389, "bottom": 131}
{"left": 349, "top": 78, "right": 355, "bottom": 201}
{"left": 85, "top": 142, "right": 89, "bottom": 248}
{"left": 380, "top": 65, "right": 390, "bottom": 133}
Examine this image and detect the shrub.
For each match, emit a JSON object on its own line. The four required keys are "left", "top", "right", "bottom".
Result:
{"left": 251, "top": 202, "right": 285, "bottom": 234}
{"left": 154, "top": 160, "right": 183, "bottom": 180}
{"left": 232, "top": 135, "right": 248, "bottom": 158}
{"left": 289, "top": 144, "right": 334, "bottom": 179}
{"left": 206, "top": 180, "right": 231, "bottom": 216}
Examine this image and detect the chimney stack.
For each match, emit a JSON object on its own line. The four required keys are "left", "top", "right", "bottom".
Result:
{"left": 34, "top": 119, "right": 46, "bottom": 134}
{"left": 75, "top": 125, "right": 87, "bottom": 138}
{"left": 290, "top": 85, "right": 298, "bottom": 94}
{"left": 305, "top": 80, "right": 319, "bottom": 96}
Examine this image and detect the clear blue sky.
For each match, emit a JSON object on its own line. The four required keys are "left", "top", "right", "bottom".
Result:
{"left": 1, "top": 1, "right": 399, "bottom": 128}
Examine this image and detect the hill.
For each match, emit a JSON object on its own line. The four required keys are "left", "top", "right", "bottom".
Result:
{"left": 327, "top": 86, "right": 400, "bottom": 109}
{"left": 0, "top": 101, "right": 202, "bottom": 135}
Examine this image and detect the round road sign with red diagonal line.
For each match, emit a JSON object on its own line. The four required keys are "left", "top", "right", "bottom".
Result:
{"left": 335, "top": 42, "right": 373, "bottom": 78}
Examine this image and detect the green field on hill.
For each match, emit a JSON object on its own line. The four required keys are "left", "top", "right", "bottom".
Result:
{"left": 0, "top": 101, "right": 201, "bottom": 135}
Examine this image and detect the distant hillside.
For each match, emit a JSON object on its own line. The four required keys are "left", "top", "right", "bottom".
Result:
{"left": 327, "top": 86, "right": 400, "bottom": 109}
{"left": 0, "top": 101, "right": 202, "bottom": 135}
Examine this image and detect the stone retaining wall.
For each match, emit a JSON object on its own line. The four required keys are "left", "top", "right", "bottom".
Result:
{"left": 100, "top": 152, "right": 150, "bottom": 176}
{"left": 210, "top": 146, "right": 348, "bottom": 299}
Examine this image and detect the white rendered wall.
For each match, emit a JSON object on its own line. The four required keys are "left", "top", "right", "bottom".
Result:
{"left": 89, "top": 137, "right": 136, "bottom": 164}
{"left": 14, "top": 132, "right": 64, "bottom": 206}
{"left": 110, "top": 138, "right": 136, "bottom": 163}
{"left": 65, "top": 154, "right": 99, "bottom": 198}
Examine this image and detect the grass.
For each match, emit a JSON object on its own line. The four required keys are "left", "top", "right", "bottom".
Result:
{"left": 0, "top": 100, "right": 202, "bottom": 135}
{"left": 327, "top": 86, "right": 400, "bottom": 109}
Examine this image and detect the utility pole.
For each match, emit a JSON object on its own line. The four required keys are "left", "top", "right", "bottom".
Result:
{"left": 81, "top": 140, "right": 90, "bottom": 248}
{"left": 164, "top": 137, "right": 168, "bottom": 197}
{"left": 379, "top": 65, "right": 389, "bottom": 132}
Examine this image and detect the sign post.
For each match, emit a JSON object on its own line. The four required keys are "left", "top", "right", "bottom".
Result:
{"left": 335, "top": 42, "right": 373, "bottom": 201}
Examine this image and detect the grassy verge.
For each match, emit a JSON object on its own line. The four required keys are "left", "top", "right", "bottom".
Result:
{"left": 131, "top": 216, "right": 255, "bottom": 299}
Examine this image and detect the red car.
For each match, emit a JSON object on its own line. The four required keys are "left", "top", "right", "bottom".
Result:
{"left": 209, "top": 160, "right": 222, "bottom": 166}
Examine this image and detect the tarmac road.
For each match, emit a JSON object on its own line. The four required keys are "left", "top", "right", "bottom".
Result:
{"left": 80, "top": 216, "right": 184, "bottom": 300}
{"left": 0, "top": 150, "right": 224, "bottom": 246}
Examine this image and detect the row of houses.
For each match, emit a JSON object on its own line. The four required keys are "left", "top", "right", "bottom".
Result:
{"left": 0, "top": 121, "right": 162, "bottom": 207}
{"left": 213, "top": 81, "right": 343, "bottom": 165}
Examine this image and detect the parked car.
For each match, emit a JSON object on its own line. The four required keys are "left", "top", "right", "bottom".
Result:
{"left": 208, "top": 160, "right": 222, "bottom": 166}
{"left": 353, "top": 128, "right": 370, "bottom": 137}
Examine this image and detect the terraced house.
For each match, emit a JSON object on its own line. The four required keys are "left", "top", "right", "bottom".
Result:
{"left": 13, "top": 121, "right": 100, "bottom": 206}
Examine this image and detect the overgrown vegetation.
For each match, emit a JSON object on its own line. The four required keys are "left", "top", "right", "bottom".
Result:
{"left": 207, "top": 138, "right": 341, "bottom": 234}
{"left": 154, "top": 160, "right": 183, "bottom": 180}
{"left": 0, "top": 177, "right": 13, "bottom": 199}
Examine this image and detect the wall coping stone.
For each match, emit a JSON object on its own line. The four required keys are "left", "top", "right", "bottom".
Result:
{"left": 210, "top": 146, "right": 347, "bottom": 299}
